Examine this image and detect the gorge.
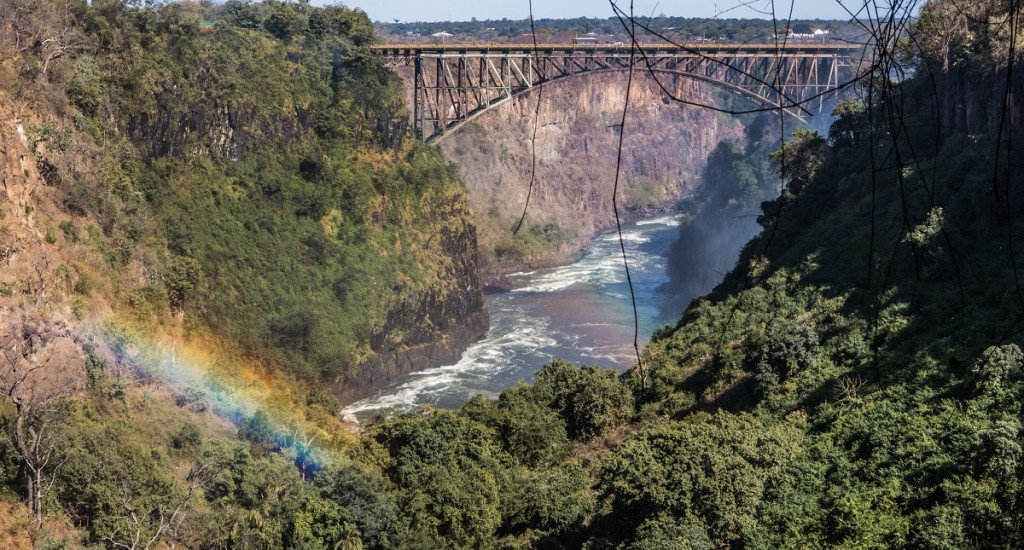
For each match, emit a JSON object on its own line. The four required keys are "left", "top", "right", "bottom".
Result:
{"left": 4, "top": 2, "right": 1023, "bottom": 549}
{"left": 337, "top": 62, "right": 794, "bottom": 417}
{"left": 347, "top": 67, "right": 796, "bottom": 418}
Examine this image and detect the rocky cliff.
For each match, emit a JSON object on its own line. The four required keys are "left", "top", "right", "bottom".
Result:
{"left": 432, "top": 72, "right": 744, "bottom": 273}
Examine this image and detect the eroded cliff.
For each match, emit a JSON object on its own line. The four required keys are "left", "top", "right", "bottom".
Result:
{"left": 434, "top": 72, "right": 744, "bottom": 273}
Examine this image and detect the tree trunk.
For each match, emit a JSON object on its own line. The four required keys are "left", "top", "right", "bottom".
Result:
{"left": 26, "top": 467, "right": 41, "bottom": 527}
{"left": 35, "top": 471, "right": 42, "bottom": 526}
{"left": 26, "top": 473, "right": 34, "bottom": 524}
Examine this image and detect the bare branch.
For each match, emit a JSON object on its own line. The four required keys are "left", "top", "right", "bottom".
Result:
{"left": 0, "top": 313, "right": 85, "bottom": 526}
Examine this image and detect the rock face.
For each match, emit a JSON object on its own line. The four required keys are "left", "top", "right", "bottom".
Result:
{"left": 0, "top": 99, "right": 84, "bottom": 315}
{"left": 433, "top": 71, "right": 744, "bottom": 272}
{"left": 337, "top": 196, "right": 490, "bottom": 404}
{"left": 336, "top": 310, "right": 489, "bottom": 405}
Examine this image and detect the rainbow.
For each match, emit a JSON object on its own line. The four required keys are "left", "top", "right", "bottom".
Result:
{"left": 98, "top": 319, "right": 352, "bottom": 468}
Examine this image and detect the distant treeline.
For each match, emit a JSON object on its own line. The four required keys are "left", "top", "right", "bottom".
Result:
{"left": 380, "top": 16, "right": 863, "bottom": 43}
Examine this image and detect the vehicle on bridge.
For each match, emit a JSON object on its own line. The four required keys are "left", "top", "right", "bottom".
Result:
{"left": 572, "top": 33, "right": 599, "bottom": 45}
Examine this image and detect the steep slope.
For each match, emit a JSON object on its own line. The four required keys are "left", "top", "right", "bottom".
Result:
{"left": 619, "top": 3, "right": 1024, "bottom": 543}
{"left": 2, "top": 1, "right": 488, "bottom": 402}
{"left": 0, "top": 1, "right": 492, "bottom": 546}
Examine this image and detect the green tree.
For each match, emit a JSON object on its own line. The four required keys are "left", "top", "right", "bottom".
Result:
{"left": 599, "top": 413, "right": 801, "bottom": 546}
{"left": 499, "top": 462, "right": 593, "bottom": 545}
{"left": 358, "top": 410, "right": 504, "bottom": 548}
{"left": 314, "top": 461, "right": 400, "bottom": 549}
{"left": 768, "top": 129, "right": 828, "bottom": 196}
{"left": 57, "top": 415, "right": 218, "bottom": 548}
{"left": 828, "top": 99, "right": 867, "bottom": 149}
{"left": 485, "top": 383, "right": 569, "bottom": 466}
{"left": 532, "top": 359, "right": 634, "bottom": 440}
{"left": 203, "top": 446, "right": 312, "bottom": 548}
{"left": 263, "top": 2, "right": 301, "bottom": 41}
{"left": 0, "top": 320, "right": 85, "bottom": 527}
{"left": 223, "top": 0, "right": 262, "bottom": 29}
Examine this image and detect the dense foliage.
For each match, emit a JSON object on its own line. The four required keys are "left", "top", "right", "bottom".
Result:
{"left": 2, "top": 0, "right": 482, "bottom": 383}
{"left": 385, "top": 1, "right": 1024, "bottom": 546}
{"left": 3, "top": 0, "right": 1024, "bottom": 548}
{"left": 631, "top": 4, "right": 1024, "bottom": 544}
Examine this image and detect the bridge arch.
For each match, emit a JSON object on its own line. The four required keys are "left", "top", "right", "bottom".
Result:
{"left": 434, "top": 67, "right": 809, "bottom": 144}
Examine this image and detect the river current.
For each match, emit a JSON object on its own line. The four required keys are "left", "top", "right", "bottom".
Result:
{"left": 343, "top": 214, "right": 685, "bottom": 423}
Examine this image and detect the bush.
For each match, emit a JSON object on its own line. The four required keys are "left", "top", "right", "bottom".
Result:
{"left": 532, "top": 360, "right": 634, "bottom": 439}
{"left": 599, "top": 413, "right": 801, "bottom": 545}
{"left": 751, "top": 320, "right": 820, "bottom": 395}
{"left": 359, "top": 411, "right": 504, "bottom": 548}
{"left": 170, "top": 422, "right": 203, "bottom": 452}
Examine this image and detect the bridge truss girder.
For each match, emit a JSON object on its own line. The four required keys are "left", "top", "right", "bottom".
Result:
{"left": 382, "top": 48, "right": 855, "bottom": 142}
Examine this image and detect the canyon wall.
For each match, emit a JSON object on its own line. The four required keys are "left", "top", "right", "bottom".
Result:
{"left": 430, "top": 72, "right": 745, "bottom": 274}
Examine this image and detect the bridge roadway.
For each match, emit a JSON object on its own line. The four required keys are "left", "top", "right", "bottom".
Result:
{"left": 372, "top": 43, "right": 865, "bottom": 141}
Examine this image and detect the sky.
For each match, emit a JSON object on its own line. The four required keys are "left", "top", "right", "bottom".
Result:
{"left": 325, "top": 1, "right": 865, "bottom": 24}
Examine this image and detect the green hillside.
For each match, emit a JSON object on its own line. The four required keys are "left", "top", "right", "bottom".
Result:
{"left": 2, "top": 0, "right": 1023, "bottom": 548}
{"left": 4, "top": 0, "right": 485, "bottom": 384}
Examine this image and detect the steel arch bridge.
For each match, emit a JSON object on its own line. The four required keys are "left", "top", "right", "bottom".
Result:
{"left": 372, "top": 43, "right": 865, "bottom": 143}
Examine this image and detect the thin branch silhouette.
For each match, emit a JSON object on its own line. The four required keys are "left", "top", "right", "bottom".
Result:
{"left": 512, "top": 0, "right": 545, "bottom": 235}
{"left": 609, "top": 0, "right": 644, "bottom": 370}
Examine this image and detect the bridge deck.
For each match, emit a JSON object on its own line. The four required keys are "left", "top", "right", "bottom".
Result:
{"left": 372, "top": 43, "right": 864, "bottom": 56}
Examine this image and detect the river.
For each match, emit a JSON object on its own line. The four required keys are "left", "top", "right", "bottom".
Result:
{"left": 343, "top": 213, "right": 685, "bottom": 423}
